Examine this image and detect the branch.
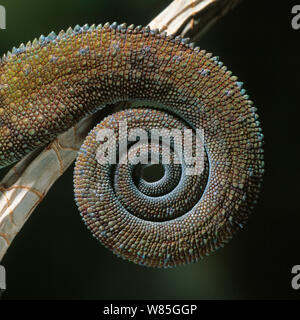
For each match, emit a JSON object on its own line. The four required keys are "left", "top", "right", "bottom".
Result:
{"left": 0, "top": 0, "right": 242, "bottom": 261}
{"left": 149, "top": 0, "right": 242, "bottom": 42}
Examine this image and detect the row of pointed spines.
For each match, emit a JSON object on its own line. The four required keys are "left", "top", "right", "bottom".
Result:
{"left": 2, "top": 21, "right": 215, "bottom": 64}
{"left": 2, "top": 23, "right": 243, "bottom": 84}
{"left": 0, "top": 22, "right": 259, "bottom": 125}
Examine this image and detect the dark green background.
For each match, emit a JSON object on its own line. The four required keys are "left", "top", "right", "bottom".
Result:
{"left": 0, "top": 0, "right": 299, "bottom": 299}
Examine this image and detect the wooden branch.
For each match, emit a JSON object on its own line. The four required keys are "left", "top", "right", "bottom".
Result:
{"left": 0, "top": 0, "right": 242, "bottom": 261}
{"left": 149, "top": 0, "right": 242, "bottom": 42}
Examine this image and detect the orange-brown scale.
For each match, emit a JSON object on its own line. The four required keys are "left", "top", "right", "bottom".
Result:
{"left": 0, "top": 22, "right": 264, "bottom": 267}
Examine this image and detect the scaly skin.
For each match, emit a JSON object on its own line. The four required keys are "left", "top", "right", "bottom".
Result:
{"left": 0, "top": 22, "right": 264, "bottom": 267}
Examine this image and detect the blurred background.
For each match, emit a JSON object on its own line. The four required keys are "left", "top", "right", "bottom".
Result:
{"left": 0, "top": 0, "right": 299, "bottom": 299}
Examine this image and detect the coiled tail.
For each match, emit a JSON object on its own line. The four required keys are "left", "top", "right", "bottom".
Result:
{"left": 0, "top": 22, "right": 264, "bottom": 267}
